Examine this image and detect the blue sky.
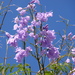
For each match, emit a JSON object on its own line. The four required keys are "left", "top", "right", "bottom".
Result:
{"left": 0, "top": 0, "right": 75, "bottom": 74}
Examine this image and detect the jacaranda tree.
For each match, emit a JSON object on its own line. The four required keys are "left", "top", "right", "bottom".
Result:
{"left": 0, "top": 0, "right": 75, "bottom": 75}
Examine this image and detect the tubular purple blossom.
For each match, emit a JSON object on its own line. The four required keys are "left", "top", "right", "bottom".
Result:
{"left": 19, "top": 10, "right": 26, "bottom": 16}
{"left": 70, "top": 68, "right": 75, "bottom": 75}
{"left": 72, "top": 57, "right": 75, "bottom": 63}
{"left": 72, "top": 35, "right": 75, "bottom": 40}
{"left": 36, "top": 12, "right": 53, "bottom": 22}
{"left": 30, "top": 0, "right": 40, "bottom": 5}
{"left": 7, "top": 37, "right": 18, "bottom": 47}
{"left": 31, "top": 20, "right": 41, "bottom": 27}
{"left": 65, "top": 58, "right": 70, "bottom": 63}
{"left": 14, "top": 46, "right": 32, "bottom": 62}
{"left": 5, "top": 32, "right": 13, "bottom": 38}
{"left": 17, "top": 28, "right": 28, "bottom": 41}
{"left": 16, "top": 7, "right": 23, "bottom": 12}
{"left": 71, "top": 48, "right": 75, "bottom": 54}
{"left": 46, "top": 46, "right": 59, "bottom": 60}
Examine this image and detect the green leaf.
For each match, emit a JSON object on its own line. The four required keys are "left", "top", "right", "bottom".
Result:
{"left": 5, "top": 66, "right": 10, "bottom": 73}
{"left": 10, "top": 66, "right": 15, "bottom": 72}
{"left": 45, "top": 71, "right": 54, "bottom": 75}
{"left": 0, "top": 66, "right": 4, "bottom": 73}
{"left": 0, "top": 63, "right": 3, "bottom": 65}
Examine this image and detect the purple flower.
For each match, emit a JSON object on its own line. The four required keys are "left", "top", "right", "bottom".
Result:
{"left": 19, "top": 16, "right": 30, "bottom": 27}
{"left": 39, "top": 30, "right": 56, "bottom": 47}
{"left": 62, "top": 35, "right": 66, "bottom": 40}
{"left": 36, "top": 12, "right": 48, "bottom": 22}
{"left": 36, "top": 12, "right": 53, "bottom": 22}
{"left": 14, "top": 16, "right": 19, "bottom": 24}
{"left": 16, "top": 7, "right": 23, "bottom": 12}
{"left": 17, "top": 28, "right": 28, "bottom": 41}
{"left": 19, "top": 10, "right": 26, "bottom": 16}
{"left": 70, "top": 68, "right": 75, "bottom": 75}
{"left": 65, "top": 58, "right": 70, "bottom": 63}
{"left": 31, "top": 20, "right": 41, "bottom": 27}
{"left": 71, "top": 48, "right": 75, "bottom": 55}
{"left": 72, "top": 57, "right": 75, "bottom": 63}
{"left": 27, "top": 4, "right": 35, "bottom": 9}
{"left": 68, "top": 32, "right": 73, "bottom": 37}
{"left": 26, "top": 46, "right": 32, "bottom": 51}
{"left": 43, "top": 24, "right": 48, "bottom": 31}
{"left": 27, "top": 25, "right": 34, "bottom": 31}
{"left": 72, "top": 35, "right": 75, "bottom": 40}
{"left": 40, "top": 45, "right": 59, "bottom": 60}
{"left": 14, "top": 46, "right": 32, "bottom": 62}
{"left": 68, "top": 32, "right": 73, "bottom": 40}
{"left": 46, "top": 12, "right": 53, "bottom": 17}
{"left": 15, "top": 47, "right": 22, "bottom": 52}
{"left": 5, "top": 32, "right": 13, "bottom": 38}
{"left": 13, "top": 24, "right": 19, "bottom": 30}
{"left": 25, "top": 16, "right": 30, "bottom": 21}
{"left": 30, "top": 0, "right": 40, "bottom": 5}
{"left": 40, "top": 37, "right": 52, "bottom": 47}
{"left": 46, "top": 46, "right": 59, "bottom": 60}
{"left": 29, "top": 32, "right": 34, "bottom": 37}
{"left": 7, "top": 37, "right": 17, "bottom": 47}
{"left": 29, "top": 32, "right": 39, "bottom": 39}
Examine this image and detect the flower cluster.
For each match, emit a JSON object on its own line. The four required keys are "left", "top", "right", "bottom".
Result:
{"left": 5, "top": 0, "right": 59, "bottom": 62}
{"left": 14, "top": 46, "right": 32, "bottom": 62}
{"left": 70, "top": 68, "right": 75, "bottom": 75}
{"left": 62, "top": 32, "right": 75, "bottom": 40}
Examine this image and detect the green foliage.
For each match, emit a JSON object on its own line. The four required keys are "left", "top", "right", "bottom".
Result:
{"left": 0, "top": 63, "right": 31, "bottom": 75}
{"left": 47, "top": 62, "right": 72, "bottom": 75}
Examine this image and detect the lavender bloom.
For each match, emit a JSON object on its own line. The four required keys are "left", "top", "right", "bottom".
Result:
{"left": 25, "top": 16, "right": 30, "bottom": 21}
{"left": 46, "top": 12, "right": 53, "bottom": 17}
{"left": 5, "top": 32, "right": 13, "bottom": 38}
{"left": 72, "top": 35, "right": 75, "bottom": 40}
{"left": 16, "top": 7, "right": 23, "bottom": 12}
{"left": 36, "top": 12, "right": 48, "bottom": 22}
{"left": 36, "top": 12, "right": 53, "bottom": 22}
{"left": 27, "top": 4, "right": 35, "bottom": 9}
{"left": 14, "top": 16, "right": 19, "bottom": 24}
{"left": 15, "top": 47, "right": 22, "bottom": 52}
{"left": 70, "top": 68, "right": 75, "bottom": 75}
{"left": 14, "top": 34, "right": 19, "bottom": 40}
{"left": 68, "top": 32, "right": 73, "bottom": 37}
{"left": 17, "top": 28, "right": 28, "bottom": 41}
{"left": 71, "top": 48, "right": 75, "bottom": 54}
{"left": 27, "top": 25, "right": 34, "bottom": 31}
{"left": 46, "top": 47, "right": 59, "bottom": 60}
{"left": 62, "top": 35, "right": 66, "bottom": 40}
{"left": 26, "top": 46, "right": 32, "bottom": 51}
{"left": 31, "top": 20, "right": 41, "bottom": 27}
{"left": 65, "top": 58, "right": 70, "bottom": 63}
{"left": 43, "top": 24, "right": 48, "bottom": 31}
{"left": 68, "top": 32, "right": 73, "bottom": 40}
{"left": 72, "top": 57, "right": 75, "bottom": 63}
{"left": 30, "top": 0, "right": 40, "bottom": 5}
{"left": 13, "top": 24, "right": 19, "bottom": 30}
{"left": 41, "top": 30, "right": 56, "bottom": 41}
{"left": 29, "top": 32, "right": 39, "bottom": 39}
{"left": 29, "top": 32, "right": 34, "bottom": 37}
{"left": 7, "top": 37, "right": 17, "bottom": 47}
{"left": 14, "top": 49, "right": 27, "bottom": 62}
{"left": 19, "top": 16, "right": 30, "bottom": 27}
{"left": 14, "top": 46, "right": 32, "bottom": 62}
{"left": 19, "top": 10, "right": 26, "bottom": 16}
{"left": 39, "top": 30, "right": 56, "bottom": 47}
{"left": 40, "top": 37, "right": 52, "bottom": 47}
